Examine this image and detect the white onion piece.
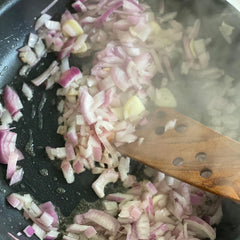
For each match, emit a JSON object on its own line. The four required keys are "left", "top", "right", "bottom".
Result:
{"left": 61, "top": 57, "right": 70, "bottom": 73}
{"left": 34, "top": 39, "right": 46, "bottom": 58}
{"left": 44, "top": 230, "right": 60, "bottom": 240}
{"left": 32, "top": 223, "right": 46, "bottom": 240}
{"left": 35, "top": 14, "right": 52, "bottom": 30}
{"left": 39, "top": 201, "right": 59, "bottom": 227}
{"left": 184, "top": 216, "right": 216, "bottom": 240}
{"left": 45, "top": 20, "right": 61, "bottom": 31}
{"left": 83, "top": 209, "right": 120, "bottom": 234}
{"left": 28, "top": 33, "right": 39, "bottom": 48}
{"left": 118, "top": 157, "right": 130, "bottom": 181}
{"left": 1, "top": 109, "right": 13, "bottom": 126}
{"left": 219, "top": 21, "right": 234, "bottom": 44}
{"left": 0, "top": 130, "right": 17, "bottom": 164}
{"left": 84, "top": 226, "right": 97, "bottom": 238}
{"left": 39, "top": 212, "right": 54, "bottom": 227}
{"left": 22, "top": 83, "right": 33, "bottom": 101}
{"left": 136, "top": 213, "right": 150, "bottom": 239}
{"left": 92, "top": 169, "right": 119, "bottom": 198}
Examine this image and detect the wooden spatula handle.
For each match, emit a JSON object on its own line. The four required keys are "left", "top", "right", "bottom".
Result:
{"left": 118, "top": 108, "right": 240, "bottom": 202}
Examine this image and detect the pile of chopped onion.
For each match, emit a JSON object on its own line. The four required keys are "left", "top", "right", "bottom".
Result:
{"left": 64, "top": 173, "right": 222, "bottom": 240}
{"left": 0, "top": 85, "right": 25, "bottom": 186}
{"left": 7, "top": 193, "right": 60, "bottom": 239}
{"left": 7, "top": 172, "right": 222, "bottom": 240}
{"left": 4, "top": 0, "right": 236, "bottom": 239}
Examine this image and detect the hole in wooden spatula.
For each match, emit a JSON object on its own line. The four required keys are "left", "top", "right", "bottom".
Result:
{"left": 200, "top": 168, "right": 212, "bottom": 179}
{"left": 156, "top": 111, "right": 166, "bottom": 119}
{"left": 172, "top": 157, "right": 184, "bottom": 166}
{"left": 175, "top": 124, "right": 187, "bottom": 133}
{"left": 195, "top": 152, "right": 207, "bottom": 162}
{"left": 155, "top": 126, "right": 165, "bottom": 135}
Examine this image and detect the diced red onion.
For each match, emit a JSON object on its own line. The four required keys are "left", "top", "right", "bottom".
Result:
{"left": 80, "top": 90, "right": 97, "bottom": 125}
{"left": 61, "top": 57, "right": 70, "bottom": 73}
{"left": 12, "top": 111, "right": 23, "bottom": 122}
{"left": 1, "top": 110, "right": 13, "bottom": 126}
{"left": 32, "top": 223, "right": 46, "bottom": 240}
{"left": 95, "top": 1, "right": 123, "bottom": 27}
{"left": 38, "top": 211, "right": 54, "bottom": 227}
{"left": 136, "top": 213, "right": 150, "bottom": 239}
{"left": 35, "top": 14, "right": 52, "bottom": 30}
{"left": 31, "top": 61, "right": 58, "bottom": 86}
{"left": 6, "top": 151, "right": 18, "bottom": 179}
{"left": 184, "top": 216, "right": 216, "bottom": 240}
{"left": 118, "top": 157, "right": 130, "bottom": 181}
{"left": 61, "top": 160, "right": 75, "bottom": 183}
{"left": 0, "top": 130, "right": 17, "bottom": 164}
{"left": 4, "top": 86, "right": 23, "bottom": 117}
{"left": 39, "top": 201, "right": 59, "bottom": 227}
{"left": 44, "top": 230, "right": 60, "bottom": 240}
{"left": 23, "top": 225, "right": 35, "bottom": 237}
{"left": 83, "top": 209, "right": 120, "bottom": 233}
{"left": 57, "top": 38, "right": 76, "bottom": 60}
{"left": 72, "top": 0, "right": 87, "bottom": 12}
{"left": 65, "top": 143, "right": 76, "bottom": 161}
{"left": 92, "top": 169, "right": 119, "bottom": 198}
{"left": 45, "top": 20, "right": 61, "bottom": 31}
{"left": 66, "top": 224, "right": 89, "bottom": 234}
{"left": 58, "top": 67, "right": 82, "bottom": 88}
{"left": 73, "top": 159, "right": 85, "bottom": 174}
{"left": 7, "top": 194, "right": 21, "bottom": 208}
{"left": 84, "top": 226, "right": 97, "bottom": 238}
{"left": 107, "top": 192, "right": 134, "bottom": 202}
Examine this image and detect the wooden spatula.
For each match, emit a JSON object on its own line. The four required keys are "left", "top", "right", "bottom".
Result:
{"left": 117, "top": 108, "right": 240, "bottom": 202}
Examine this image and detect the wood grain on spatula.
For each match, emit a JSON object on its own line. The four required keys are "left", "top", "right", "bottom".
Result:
{"left": 117, "top": 107, "right": 240, "bottom": 202}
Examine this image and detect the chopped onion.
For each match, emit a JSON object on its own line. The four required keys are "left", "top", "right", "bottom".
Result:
{"left": 23, "top": 225, "right": 35, "bottom": 237}
{"left": 35, "top": 14, "right": 52, "bottom": 30}
{"left": 58, "top": 67, "right": 82, "bottom": 88}
{"left": 92, "top": 169, "right": 119, "bottom": 198}
{"left": 0, "top": 130, "right": 17, "bottom": 164}
{"left": 83, "top": 209, "right": 120, "bottom": 233}
{"left": 39, "top": 202, "right": 59, "bottom": 227}
{"left": 32, "top": 223, "right": 46, "bottom": 240}
{"left": 61, "top": 160, "right": 75, "bottom": 184}
{"left": 184, "top": 216, "right": 216, "bottom": 240}
{"left": 22, "top": 83, "right": 33, "bottom": 101}
{"left": 6, "top": 152, "right": 18, "bottom": 179}
{"left": 4, "top": 86, "right": 23, "bottom": 117}
{"left": 28, "top": 33, "right": 39, "bottom": 48}
{"left": 31, "top": 61, "right": 59, "bottom": 86}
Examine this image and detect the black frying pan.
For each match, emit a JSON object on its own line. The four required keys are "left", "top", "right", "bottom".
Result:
{"left": 0, "top": 0, "right": 240, "bottom": 239}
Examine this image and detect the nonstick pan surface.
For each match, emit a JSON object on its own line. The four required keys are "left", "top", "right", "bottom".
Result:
{"left": 0, "top": 0, "right": 240, "bottom": 239}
